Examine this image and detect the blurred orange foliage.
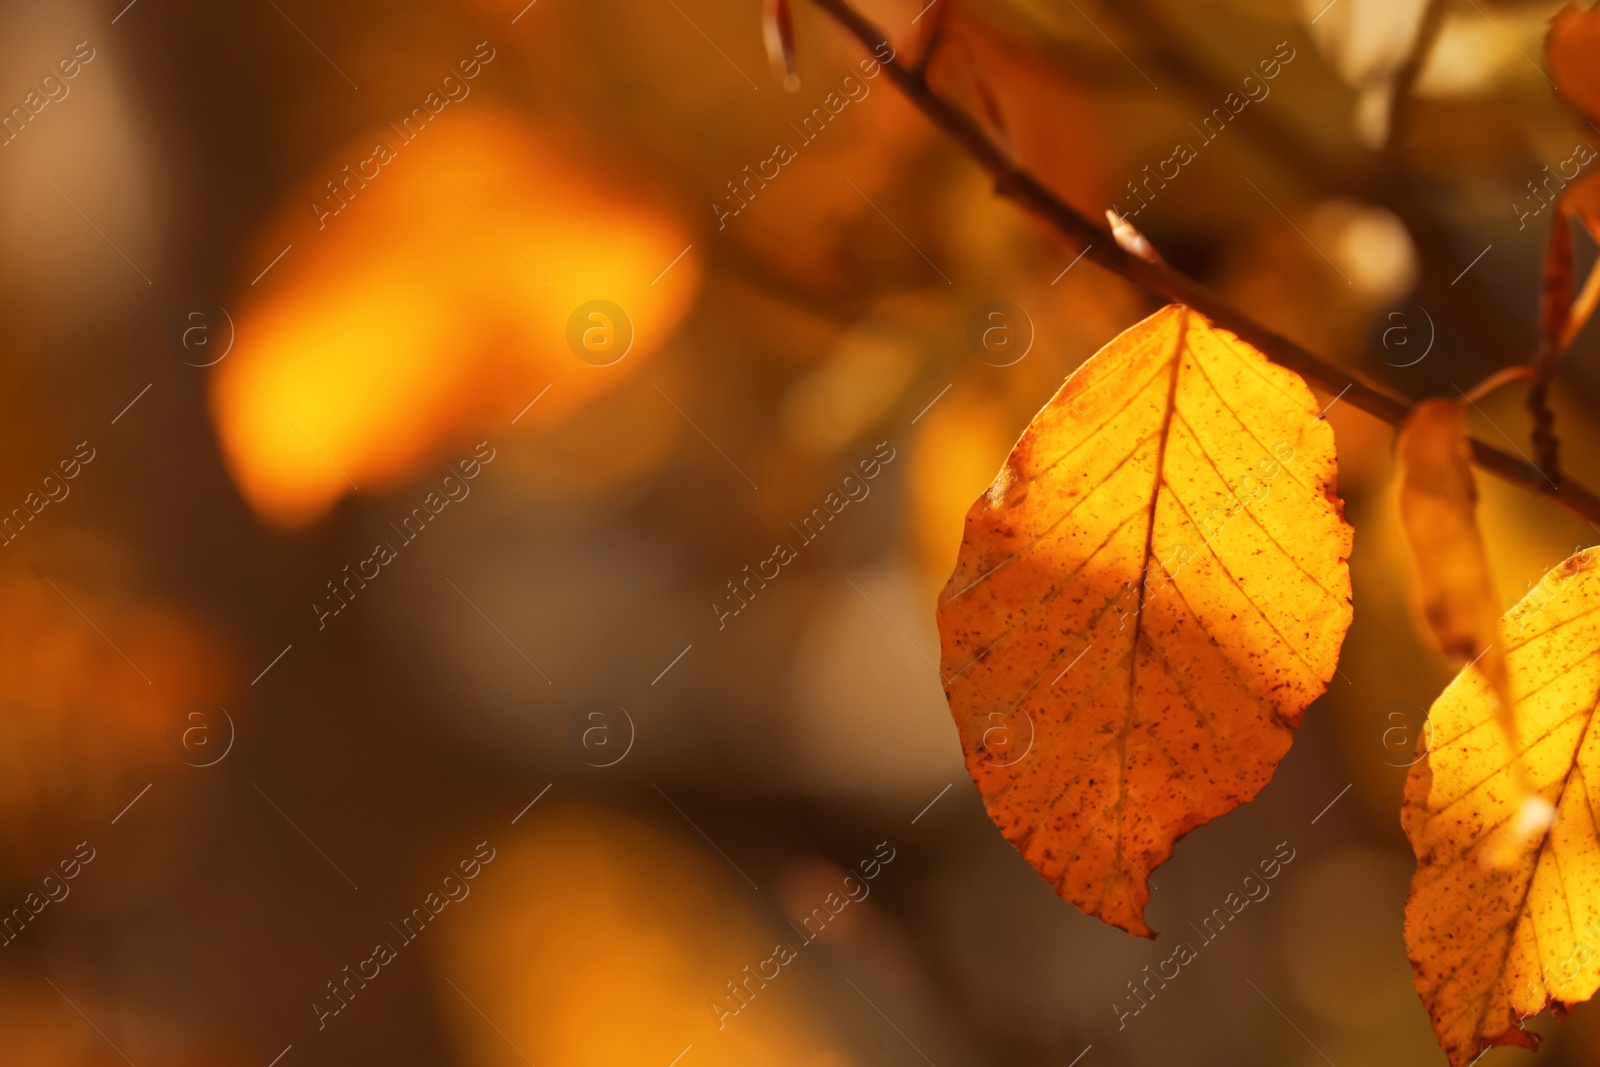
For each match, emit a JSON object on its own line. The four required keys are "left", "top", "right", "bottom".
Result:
{"left": 0, "top": 573, "right": 231, "bottom": 857}
{"left": 441, "top": 807, "right": 850, "bottom": 1067}
{"left": 211, "top": 109, "right": 701, "bottom": 528}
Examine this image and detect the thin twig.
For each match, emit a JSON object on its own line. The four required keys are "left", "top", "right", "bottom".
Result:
{"left": 806, "top": 0, "right": 1600, "bottom": 526}
{"left": 1528, "top": 207, "right": 1573, "bottom": 482}
{"left": 1098, "top": 0, "right": 1528, "bottom": 365}
{"left": 1461, "top": 365, "right": 1534, "bottom": 406}
{"left": 1385, "top": 0, "right": 1452, "bottom": 147}
{"left": 1106, "top": 0, "right": 1574, "bottom": 486}
{"left": 909, "top": 0, "right": 950, "bottom": 77}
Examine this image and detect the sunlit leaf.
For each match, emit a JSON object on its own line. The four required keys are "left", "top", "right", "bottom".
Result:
{"left": 1404, "top": 548, "right": 1600, "bottom": 1066}
{"left": 937, "top": 304, "right": 1352, "bottom": 936}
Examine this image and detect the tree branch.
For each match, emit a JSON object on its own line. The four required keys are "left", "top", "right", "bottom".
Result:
{"left": 1527, "top": 207, "right": 1573, "bottom": 483}
{"left": 809, "top": 0, "right": 1600, "bottom": 528}
{"left": 1385, "top": 0, "right": 1451, "bottom": 148}
{"left": 1096, "top": 0, "right": 1530, "bottom": 369}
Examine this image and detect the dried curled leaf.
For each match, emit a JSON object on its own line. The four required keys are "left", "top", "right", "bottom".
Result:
{"left": 1397, "top": 400, "right": 1513, "bottom": 721}
{"left": 937, "top": 304, "right": 1353, "bottom": 936}
{"left": 1558, "top": 173, "right": 1600, "bottom": 350}
{"left": 1404, "top": 548, "right": 1600, "bottom": 1066}
{"left": 1537, "top": 6, "right": 1600, "bottom": 350}
{"left": 762, "top": 0, "right": 799, "bottom": 91}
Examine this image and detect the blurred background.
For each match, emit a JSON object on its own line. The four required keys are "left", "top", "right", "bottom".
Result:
{"left": 2, "top": 0, "right": 1599, "bottom": 1063}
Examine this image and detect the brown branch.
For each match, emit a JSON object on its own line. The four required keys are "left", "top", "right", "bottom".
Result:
{"left": 1527, "top": 208, "right": 1573, "bottom": 483}
{"left": 1096, "top": 0, "right": 1529, "bottom": 367}
{"left": 808, "top": 0, "right": 1600, "bottom": 528}
{"left": 1385, "top": 0, "right": 1452, "bottom": 148}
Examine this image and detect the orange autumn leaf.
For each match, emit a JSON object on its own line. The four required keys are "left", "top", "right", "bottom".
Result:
{"left": 936, "top": 304, "right": 1352, "bottom": 937}
{"left": 1396, "top": 400, "right": 1513, "bottom": 725}
{"left": 1548, "top": 3, "right": 1600, "bottom": 126}
{"left": 1556, "top": 173, "right": 1600, "bottom": 349}
{"left": 1404, "top": 548, "right": 1600, "bottom": 1067}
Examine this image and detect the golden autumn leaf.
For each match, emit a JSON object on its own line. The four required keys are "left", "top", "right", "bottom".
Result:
{"left": 1397, "top": 400, "right": 1513, "bottom": 726}
{"left": 1404, "top": 547, "right": 1600, "bottom": 1067}
{"left": 936, "top": 304, "right": 1353, "bottom": 936}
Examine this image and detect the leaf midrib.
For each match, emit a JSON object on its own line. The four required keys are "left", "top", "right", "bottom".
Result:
{"left": 1112, "top": 308, "right": 1190, "bottom": 877}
